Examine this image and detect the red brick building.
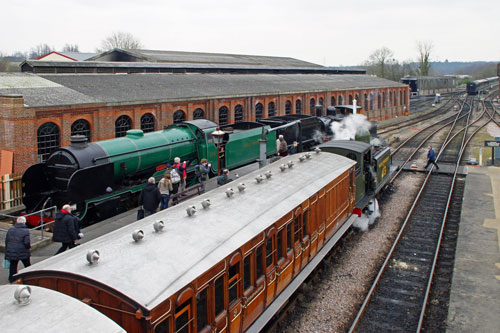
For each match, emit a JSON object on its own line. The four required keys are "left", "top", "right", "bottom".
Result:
{"left": 0, "top": 50, "right": 409, "bottom": 173}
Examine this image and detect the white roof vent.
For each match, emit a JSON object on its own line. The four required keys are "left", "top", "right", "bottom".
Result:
{"left": 305, "top": 152, "right": 312, "bottom": 159}
{"left": 299, "top": 155, "right": 306, "bottom": 162}
{"left": 132, "top": 230, "right": 144, "bottom": 242}
{"left": 14, "top": 285, "right": 31, "bottom": 306}
{"left": 187, "top": 205, "right": 197, "bottom": 216}
{"left": 279, "top": 164, "right": 287, "bottom": 172}
{"left": 287, "top": 161, "right": 294, "bottom": 168}
{"left": 201, "top": 199, "right": 211, "bottom": 209}
{"left": 87, "top": 250, "right": 100, "bottom": 265}
{"left": 265, "top": 170, "right": 272, "bottom": 179}
{"left": 153, "top": 220, "right": 165, "bottom": 232}
{"left": 255, "top": 175, "right": 265, "bottom": 183}
{"left": 225, "top": 188, "right": 235, "bottom": 198}
{"left": 315, "top": 147, "right": 321, "bottom": 154}
{"left": 237, "top": 183, "right": 246, "bottom": 192}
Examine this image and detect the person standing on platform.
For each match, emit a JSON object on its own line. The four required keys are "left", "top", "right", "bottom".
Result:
{"left": 4, "top": 216, "right": 31, "bottom": 283}
{"left": 195, "top": 159, "right": 211, "bottom": 191}
{"left": 425, "top": 145, "right": 440, "bottom": 170}
{"left": 277, "top": 135, "right": 288, "bottom": 157}
{"left": 172, "top": 157, "right": 187, "bottom": 192}
{"left": 53, "top": 204, "right": 78, "bottom": 255}
{"left": 158, "top": 172, "right": 173, "bottom": 210}
{"left": 138, "top": 177, "right": 161, "bottom": 217}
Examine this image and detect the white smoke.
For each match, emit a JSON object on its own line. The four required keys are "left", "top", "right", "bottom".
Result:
{"left": 330, "top": 114, "right": 372, "bottom": 140}
{"left": 353, "top": 199, "right": 380, "bottom": 232}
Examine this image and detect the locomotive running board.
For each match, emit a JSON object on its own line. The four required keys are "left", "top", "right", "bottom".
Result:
{"left": 246, "top": 214, "right": 358, "bottom": 333}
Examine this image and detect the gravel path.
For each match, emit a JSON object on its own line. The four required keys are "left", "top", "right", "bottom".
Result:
{"left": 275, "top": 172, "right": 425, "bottom": 332}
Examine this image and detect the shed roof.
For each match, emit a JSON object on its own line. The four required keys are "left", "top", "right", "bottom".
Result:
{"left": 0, "top": 72, "right": 405, "bottom": 108}
{"left": 18, "top": 152, "right": 355, "bottom": 310}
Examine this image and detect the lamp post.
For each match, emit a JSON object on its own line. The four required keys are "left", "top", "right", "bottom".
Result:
{"left": 211, "top": 128, "right": 225, "bottom": 176}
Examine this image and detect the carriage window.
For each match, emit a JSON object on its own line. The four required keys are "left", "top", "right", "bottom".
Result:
{"left": 196, "top": 289, "right": 209, "bottom": 331}
{"left": 286, "top": 224, "right": 292, "bottom": 250}
{"left": 294, "top": 217, "right": 301, "bottom": 244}
{"left": 256, "top": 245, "right": 264, "bottom": 278}
{"left": 214, "top": 276, "right": 225, "bottom": 317}
{"left": 175, "top": 300, "right": 192, "bottom": 333}
{"left": 154, "top": 317, "right": 170, "bottom": 333}
{"left": 228, "top": 262, "right": 240, "bottom": 304}
{"left": 277, "top": 229, "right": 285, "bottom": 260}
{"left": 266, "top": 237, "right": 274, "bottom": 268}
{"left": 303, "top": 210, "right": 309, "bottom": 237}
{"left": 244, "top": 254, "right": 253, "bottom": 291}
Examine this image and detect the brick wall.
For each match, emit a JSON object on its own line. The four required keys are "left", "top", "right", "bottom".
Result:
{"left": 1, "top": 86, "right": 409, "bottom": 173}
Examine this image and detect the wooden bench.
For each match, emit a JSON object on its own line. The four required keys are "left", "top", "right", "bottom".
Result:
{"left": 170, "top": 184, "right": 204, "bottom": 206}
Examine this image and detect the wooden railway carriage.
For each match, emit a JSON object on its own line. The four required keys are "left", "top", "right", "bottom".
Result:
{"left": 16, "top": 152, "right": 356, "bottom": 332}
{"left": 0, "top": 285, "right": 125, "bottom": 332}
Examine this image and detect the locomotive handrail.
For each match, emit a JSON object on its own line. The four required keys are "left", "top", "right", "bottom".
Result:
{"left": 92, "top": 138, "right": 197, "bottom": 162}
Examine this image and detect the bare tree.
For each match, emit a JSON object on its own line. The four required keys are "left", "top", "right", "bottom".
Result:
{"left": 0, "top": 52, "right": 9, "bottom": 72}
{"left": 28, "top": 43, "right": 54, "bottom": 59}
{"left": 97, "top": 31, "right": 143, "bottom": 52}
{"left": 416, "top": 41, "right": 433, "bottom": 76}
{"left": 62, "top": 44, "right": 79, "bottom": 52}
{"left": 367, "top": 46, "right": 394, "bottom": 79}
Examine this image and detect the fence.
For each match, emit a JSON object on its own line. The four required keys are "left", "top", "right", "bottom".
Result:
{"left": 1, "top": 173, "right": 23, "bottom": 210}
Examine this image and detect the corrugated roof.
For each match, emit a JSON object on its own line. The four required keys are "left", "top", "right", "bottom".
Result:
{"left": 1, "top": 72, "right": 405, "bottom": 108}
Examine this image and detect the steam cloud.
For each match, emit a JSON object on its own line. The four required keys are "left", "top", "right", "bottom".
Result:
{"left": 330, "top": 114, "right": 372, "bottom": 140}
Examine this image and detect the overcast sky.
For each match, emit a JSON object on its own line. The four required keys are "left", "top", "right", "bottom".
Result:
{"left": 2, "top": 0, "right": 499, "bottom": 66}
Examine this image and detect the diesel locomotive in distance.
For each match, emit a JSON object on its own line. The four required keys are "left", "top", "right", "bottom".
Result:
{"left": 466, "top": 77, "right": 499, "bottom": 95}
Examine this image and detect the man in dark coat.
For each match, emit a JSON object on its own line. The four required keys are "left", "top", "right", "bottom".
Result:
{"left": 424, "top": 145, "right": 440, "bottom": 170}
{"left": 4, "top": 216, "right": 31, "bottom": 283}
{"left": 53, "top": 204, "right": 79, "bottom": 255}
{"left": 139, "top": 177, "right": 161, "bottom": 217}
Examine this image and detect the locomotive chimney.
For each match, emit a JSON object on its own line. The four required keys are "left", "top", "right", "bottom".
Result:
{"left": 70, "top": 135, "right": 89, "bottom": 148}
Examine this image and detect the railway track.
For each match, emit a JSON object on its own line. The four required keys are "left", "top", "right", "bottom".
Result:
{"left": 349, "top": 94, "right": 498, "bottom": 332}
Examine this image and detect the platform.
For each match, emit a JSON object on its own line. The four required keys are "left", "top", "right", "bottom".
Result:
{"left": 447, "top": 166, "right": 500, "bottom": 331}
{"left": 391, "top": 160, "right": 468, "bottom": 176}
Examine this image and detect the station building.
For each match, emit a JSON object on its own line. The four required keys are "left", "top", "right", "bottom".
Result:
{"left": 0, "top": 49, "right": 409, "bottom": 173}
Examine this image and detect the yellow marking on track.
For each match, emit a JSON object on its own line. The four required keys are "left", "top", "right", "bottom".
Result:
{"left": 482, "top": 167, "right": 500, "bottom": 280}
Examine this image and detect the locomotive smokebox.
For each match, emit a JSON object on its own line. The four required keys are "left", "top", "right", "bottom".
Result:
{"left": 70, "top": 135, "right": 89, "bottom": 148}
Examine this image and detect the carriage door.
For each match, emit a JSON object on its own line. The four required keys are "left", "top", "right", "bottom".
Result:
{"left": 264, "top": 229, "right": 278, "bottom": 306}
{"left": 276, "top": 221, "right": 294, "bottom": 295}
{"left": 227, "top": 253, "right": 243, "bottom": 333}
{"left": 213, "top": 274, "right": 228, "bottom": 333}
{"left": 309, "top": 194, "right": 319, "bottom": 259}
{"left": 301, "top": 208, "right": 311, "bottom": 270}
{"left": 292, "top": 209, "right": 303, "bottom": 277}
{"left": 175, "top": 289, "right": 195, "bottom": 333}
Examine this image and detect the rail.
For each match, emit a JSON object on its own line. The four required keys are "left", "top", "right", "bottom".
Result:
{"left": 0, "top": 205, "right": 57, "bottom": 241}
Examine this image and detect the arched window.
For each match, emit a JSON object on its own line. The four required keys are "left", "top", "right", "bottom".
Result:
{"left": 370, "top": 93, "right": 374, "bottom": 110}
{"left": 377, "top": 94, "right": 381, "bottom": 109}
{"left": 140, "top": 113, "right": 155, "bottom": 133}
{"left": 234, "top": 105, "right": 244, "bottom": 122}
{"left": 339, "top": 95, "right": 344, "bottom": 105}
{"left": 115, "top": 115, "right": 132, "bottom": 137}
{"left": 331, "top": 96, "right": 336, "bottom": 106}
{"left": 404, "top": 91, "right": 408, "bottom": 104}
{"left": 285, "top": 100, "right": 292, "bottom": 115}
{"left": 389, "top": 92, "right": 393, "bottom": 106}
{"left": 349, "top": 95, "right": 353, "bottom": 105}
{"left": 37, "top": 122, "right": 60, "bottom": 162}
{"left": 268, "top": 102, "right": 276, "bottom": 117}
{"left": 193, "top": 108, "right": 205, "bottom": 120}
{"left": 394, "top": 92, "right": 398, "bottom": 106}
{"left": 219, "top": 106, "right": 229, "bottom": 125}
{"left": 71, "top": 119, "right": 91, "bottom": 141}
{"left": 295, "top": 100, "right": 302, "bottom": 114}
{"left": 173, "top": 110, "right": 186, "bottom": 124}
{"left": 255, "top": 103, "right": 263, "bottom": 120}
{"left": 382, "top": 92, "right": 386, "bottom": 107}
{"left": 400, "top": 91, "right": 403, "bottom": 106}
{"left": 355, "top": 94, "right": 359, "bottom": 105}
{"left": 364, "top": 94, "right": 368, "bottom": 110}
{"left": 309, "top": 98, "right": 315, "bottom": 114}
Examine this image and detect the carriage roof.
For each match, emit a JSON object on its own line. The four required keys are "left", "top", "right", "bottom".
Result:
{"left": 0, "top": 285, "right": 125, "bottom": 332}
{"left": 18, "top": 151, "right": 355, "bottom": 310}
